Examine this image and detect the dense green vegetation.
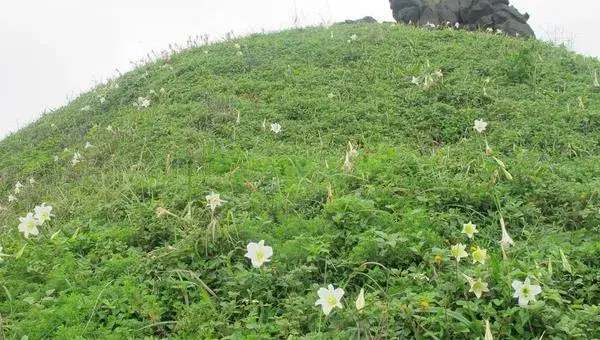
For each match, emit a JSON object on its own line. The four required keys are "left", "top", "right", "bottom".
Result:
{"left": 1, "top": 23, "right": 599, "bottom": 339}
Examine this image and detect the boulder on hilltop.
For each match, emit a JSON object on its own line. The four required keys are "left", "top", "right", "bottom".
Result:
{"left": 389, "top": 0, "right": 535, "bottom": 37}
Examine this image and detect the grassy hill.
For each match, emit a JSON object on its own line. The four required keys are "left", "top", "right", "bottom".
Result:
{"left": 1, "top": 23, "right": 599, "bottom": 339}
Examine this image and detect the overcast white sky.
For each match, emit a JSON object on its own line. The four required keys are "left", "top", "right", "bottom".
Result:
{"left": 1, "top": 0, "right": 598, "bottom": 139}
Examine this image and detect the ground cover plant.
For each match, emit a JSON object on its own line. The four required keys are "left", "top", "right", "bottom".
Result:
{"left": 1, "top": 22, "right": 599, "bottom": 339}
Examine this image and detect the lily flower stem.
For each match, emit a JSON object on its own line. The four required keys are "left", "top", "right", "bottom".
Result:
{"left": 318, "top": 314, "right": 322, "bottom": 333}
{"left": 455, "top": 260, "right": 460, "bottom": 280}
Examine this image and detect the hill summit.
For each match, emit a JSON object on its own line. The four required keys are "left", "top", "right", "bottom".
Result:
{"left": 1, "top": 23, "right": 599, "bottom": 338}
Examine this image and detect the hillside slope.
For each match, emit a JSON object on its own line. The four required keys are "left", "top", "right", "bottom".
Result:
{"left": 1, "top": 23, "right": 599, "bottom": 339}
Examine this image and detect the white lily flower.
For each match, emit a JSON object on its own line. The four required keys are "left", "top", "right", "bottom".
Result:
{"left": 472, "top": 247, "right": 488, "bottom": 265}
{"left": 461, "top": 221, "right": 478, "bottom": 239}
{"left": 14, "top": 181, "right": 23, "bottom": 194}
{"left": 512, "top": 278, "right": 542, "bottom": 306}
{"left": 34, "top": 203, "right": 54, "bottom": 225}
{"left": 469, "top": 278, "right": 489, "bottom": 298}
{"left": 315, "top": 284, "right": 344, "bottom": 316}
{"left": 473, "top": 119, "right": 488, "bottom": 133}
{"left": 205, "top": 192, "right": 226, "bottom": 211}
{"left": 244, "top": 240, "right": 273, "bottom": 268}
{"left": 133, "top": 96, "right": 151, "bottom": 109}
{"left": 85, "top": 141, "right": 93, "bottom": 149}
{"left": 450, "top": 243, "right": 468, "bottom": 262}
{"left": 18, "top": 213, "right": 40, "bottom": 238}
{"left": 71, "top": 151, "right": 82, "bottom": 166}
{"left": 270, "top": 123, "right": 281, "bottom": 134}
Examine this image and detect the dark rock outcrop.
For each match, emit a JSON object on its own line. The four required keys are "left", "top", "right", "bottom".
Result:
{"left": 389, "top": 0, "right": 535, "bottom": 38}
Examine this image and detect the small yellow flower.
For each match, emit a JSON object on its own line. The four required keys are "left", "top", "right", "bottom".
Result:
{"left": 434, "top": 255, "right": 442, "bottom": 263}
{"left": 419, "top": 300, "right": 429, "bottom": 309}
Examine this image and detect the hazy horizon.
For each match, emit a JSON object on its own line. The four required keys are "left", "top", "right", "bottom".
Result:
{"left": 1, "top": 0, "right": 598, "bottom": 140}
